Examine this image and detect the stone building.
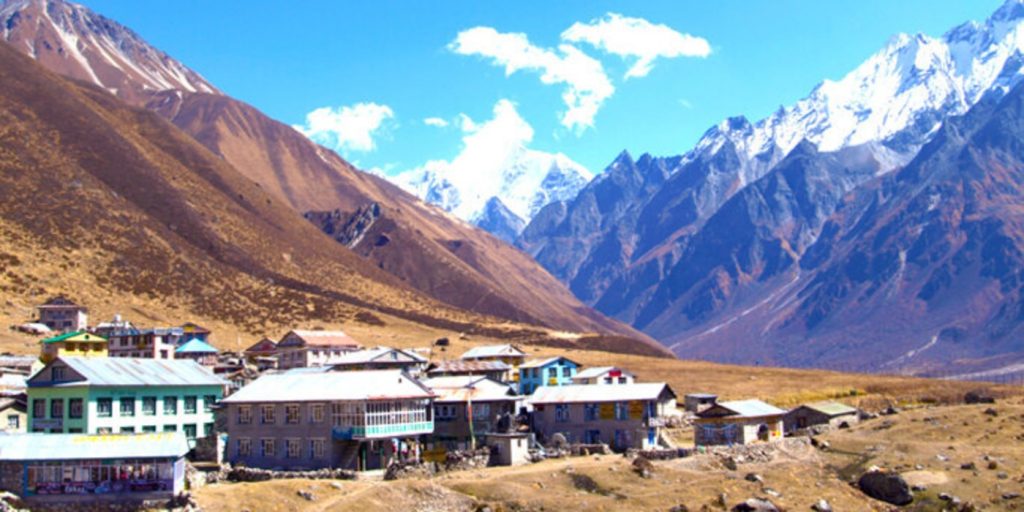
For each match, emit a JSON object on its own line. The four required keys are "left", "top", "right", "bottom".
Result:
{"left": 783, "top": 401, "right": 859, "bottom": 433}
{"left": 694, "top": 399, "right": 785, "bottom": 446}
{"left": 422, "top": 375, "right": 520, "bottom": 451}
{"left": 221, "top": 369, "right": 434, "bottom": 471}
{"left": 529, "top": 383, "right": 677, "bottom": 451}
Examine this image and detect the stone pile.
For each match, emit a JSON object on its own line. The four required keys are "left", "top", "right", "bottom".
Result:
{"left": 226, "top": 466, "right": 356, "bottom": 482}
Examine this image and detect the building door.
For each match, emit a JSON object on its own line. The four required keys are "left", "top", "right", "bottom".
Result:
{"left": 757, "top": 424, "right": 769, "bottom": 442}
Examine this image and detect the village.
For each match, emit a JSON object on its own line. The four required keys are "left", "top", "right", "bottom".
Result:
{"left": 0, "top": 295, "right": 952, "bottom": 512}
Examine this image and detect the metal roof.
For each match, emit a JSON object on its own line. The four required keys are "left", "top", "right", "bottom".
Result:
{"left": 29, "top": 357, "right": 227, "bottom": 388}
{"left": 708, "top": 399, "right": 786, "bottom": 418}
{"left": 330, "top": 347, "right": 427, "bottom": 366}
{"left": 427, "top": 360, "right": 510, "bottom": 374}
{"left": 520, "top": 356, "right": 579, "bottom": 369}
{"left": 280, "top": 330, "right": 361, "bottom": 348}
{"left": 176, "top": 338, "right": 219, "bottom": 354}
{"left": 797, "top": 401, "right": 858, "bottom": 417}
{"left": 221, "top": 370, "right": 434, "bottom": 403}
{"left": 0, "top": 432, "right": 189, "bottom": 461}
{"left": 423, "top": 376, "right": 519, "bottom": 403}
{"left": 528, "top": 383, "right": 675, "bottom": 404}
{"left": 460, "top": 344, "right": 525, "bottom": 360}
{"left": 572, "top": 366, "right": 635, "bottom": 380}
{"left": 41, "top": 331, "right": 107, "bottom": 344}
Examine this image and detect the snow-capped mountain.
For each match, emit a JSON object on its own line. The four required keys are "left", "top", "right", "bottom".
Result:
{"left": 393, "top": 141, "right": 592, "bottom": 235}
{"left": 0, "top": 0, "right": 218, "bottom": 104}
{"left": 679, "top": 0, "right": 1024, "bottom": 188}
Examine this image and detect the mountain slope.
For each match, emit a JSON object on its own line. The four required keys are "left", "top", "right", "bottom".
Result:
{"left": 662, "top": 81, "right": 1024, "bottom": 374}
{"left": 0, "top": 0, "right": 664, "bottom": 353}
{"left": 0, "top": 0, "right": 217, "bottom": 104}
{"left": 519, "top": 0, "right": 1024, "bottom": 371}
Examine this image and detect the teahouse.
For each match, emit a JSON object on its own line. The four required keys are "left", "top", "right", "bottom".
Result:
{"left": 694, "top": 399, "right": 785, "bottom": 446}
{"left": 423, "top": 375, "right": 520, "bottom": 451}
{"left": 0, "top": 432, "right": 189, "bottom": 503}
{"left": 39, "top": 331, "right": 108, "bottom": 363}
{"left": 275, "top": 330, "right": 362, "bottom": 369}
{"left": 783, "top": 401, "right": 859, "bottom": 433}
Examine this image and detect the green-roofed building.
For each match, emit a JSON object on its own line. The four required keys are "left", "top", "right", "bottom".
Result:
{"left": 783, "top": 401, "right": 859, "bottom": 433}
{"left": 39, "top": 331, "right": 108, "bottom": 364}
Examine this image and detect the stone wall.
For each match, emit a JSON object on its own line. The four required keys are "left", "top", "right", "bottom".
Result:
{"left": 384, "top": 448, "right": 491, "bottom": 480}
{"left": 225, "top": 466, "right": 356, "bottom": 483}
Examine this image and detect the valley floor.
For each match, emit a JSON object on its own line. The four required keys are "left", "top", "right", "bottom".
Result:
{"left": 194, "top": 397, "right": 1024, "bottom": 511}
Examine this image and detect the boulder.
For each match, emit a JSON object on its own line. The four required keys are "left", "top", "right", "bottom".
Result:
{"left": 857, "top": 471, "right": 913, "bottom": 506}
{"left": 964, "top": 391, "right": 995, "bottom": 404}
{"left": 811, "top": 499, "right": 832, "bottom": 512}
{"left": 731, "top": 498, "right": 779, "bottom": 511}
{"left": 632, "top": 456, "right": 655, "bottom": 479}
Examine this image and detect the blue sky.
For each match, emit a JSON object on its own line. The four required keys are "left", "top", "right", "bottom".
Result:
{"left": 80, "top": 0, "right": 1002, "bottom": 175}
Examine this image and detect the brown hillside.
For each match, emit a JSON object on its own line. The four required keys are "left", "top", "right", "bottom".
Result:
{"left": 143, "top": 91, "right": 662, "bottom": 352}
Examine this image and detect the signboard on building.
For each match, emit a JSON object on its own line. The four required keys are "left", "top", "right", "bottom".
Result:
{"left": 628, "top": 401, "right": 645, "bottom": 419}
{"left": 599, "top": 403, "right": 615, "bottom": 419}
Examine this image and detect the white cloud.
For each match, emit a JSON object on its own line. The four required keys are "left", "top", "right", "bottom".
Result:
{"left": 449, "top": 27, "right": 614, "bottom": 132}
{"left": 393, "top": 99, "right": 592, "bottom": 222}
{"left": 424, "top": 117, "right": 449, "bottom": 128}
{"left": 562, "top": 13, "right": 711, "bottom": 79}
{"left": 293, "top": 102, "right": 394, "bottom": 153}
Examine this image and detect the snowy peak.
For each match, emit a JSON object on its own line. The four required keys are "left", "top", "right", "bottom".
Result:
{"left": 393, "top": 144, "right": 592, "bottom": 236}
{"left": 1, "top": 0, "right": 218, "bottom": 104}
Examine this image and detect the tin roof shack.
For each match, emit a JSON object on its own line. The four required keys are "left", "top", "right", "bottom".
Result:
{"left": 221, "top": 370, "right": 434, "bottom": 472}
{"left": 107, "top": 328, "right": 183, "bottom": 360}
{"left": 694, "top": 400, "right": 785, "bottom": 447}
{"left": 325, "top": 347, "right": 428, "bottom": 374}
{"left": 276, "top": 330, "right": 362, "bottom": 369}
{"left": 684, "top": 393, "right": 718, "bottom": 414}
{"left": 175, "top": 339, "right": 219, "bottom": 367}
{"left": 180, "top": 322, "right": 211, "bottom": 343}
{"left": 784, "top": 401, "right": 859, "bottom": 434}
{"left": 39, "top": 331, "right": 108, "bottom": 364}
{"left": 35, "top": 296, "right": 88, "bottom": 333}
{"left": 519, "top": 357, "right": 579, "bottom": 395}
{"left": 529, "top": 383, "right": 677, "bottom": 452}
{"left": 460, "top": 345, "right": 526, "bottom": 382}
{"left": 423, "top": 376, "right": 519, "bottom": 451}
{"left": 571, "top": 366, "right": 636, "bottom": 385}
{"left": 426, "top": 360, "right": 512, "bottom": 383}
{"left": 27, "top": 357, "right": 226, "bottom": 443}
{"left": 0, "top": 432, "right": 189, "bottom": 505}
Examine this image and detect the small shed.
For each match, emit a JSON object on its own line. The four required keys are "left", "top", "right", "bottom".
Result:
{"left": 486, "top": 433, "right": 531, "bottom": 466}
{"left": 783, "top": 401, "right": 859, "bottom": 433}
{"left": 683, "top": 393, "right": 718, "bottom": 413}
{"left": 175, "top": 338, "right": 219, "bottom": 366}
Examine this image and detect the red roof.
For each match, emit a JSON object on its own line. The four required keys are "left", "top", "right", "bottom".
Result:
{"left": 279, "top": 330, "right": 361, "bottom": 349}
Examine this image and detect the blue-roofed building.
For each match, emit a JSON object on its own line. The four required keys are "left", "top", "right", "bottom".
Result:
{"left": 0, "top": 432, "right": 189, "bottom": 503}
{"left": 27, "top": 357, "right": 226, "bottom": 443}
{"left": 518, "top": 356, "right": 579, "bottom": 395}
{"left": 175, "top": 338, "right": 219, "bottom": 366}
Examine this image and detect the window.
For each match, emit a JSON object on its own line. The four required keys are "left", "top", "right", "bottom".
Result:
{"left": 310, "top": 404, "right": 324, "bottom": 424}
{"left": 614, "top": 402, "right": 629, "bottom": 420}
{"left": 261, "top": 438, "right": 275, "bottom": 457}
{"left": 163, "top": 425, "right": 177, "bottom": 432}
{"left": 285, "top": 404, "right": 300, "bottom": 424}
{"left": 183, "top": 424, "right": 197, "bottom": 439}
{"left": 555, "top": 404, "right": 570, "bottom": 422}
{"left": 120, "top": 397, "right": 135, "bottom": 417}
{"left": 618, "top": 377, "right": 627, "bottom": 384}
{"left": 310, "top": 438, "right": 325, "bottom": 458}
{"left": 237, "top": 405, "right": 252, "bottom": 425}
{"left": 472, "top": 403, "right": 490, "bottom": 420}
{"left": 142, "top": 425, "right": 157, "bottom": 433}
{"left": 7, "top": 415, "right": 19, "bottom": 429}
{"left": 562, "top": 366, "right": 572, "bottom": 378}
{"left": 238, "top": 438, "right": 251, "bottom": 457}
{"left": 435, "top": 404, "right": 456, "bottom": 421}
{"left": 584, "top": 403, "right": 598, "bottom": 421}
{"left": 142, "top": 396, "right": 157, "bottom": 416}
{"left": 121, "top": 426, "right": 135, "bottom": 434}
{"left": 52, "top": 367, "right": 66, "bottom": 381}
{"left": 50, "top": 399, "right": 63, "bottom": 419}
{"left": 184, "top": 396, "right": 197, "bottom": 414}
{"left": 204, "top": 422, "right": 214, "bottom": 436}
{"left": 164, "top": 396, "right": 178, "bottom": 415}
{"left": 69, "top": 398, "right": 83, "bottom": 419}
{"left": 547, "top": 367, "right": 557, "bottom": 379}
{"left": 285, "top": 438, "right": 300, "bottom": 458}
{"left": 97, "top": 399, "right": 112, "bottom": 418}
{"left": 204, "top": 395, "right": 217, "bottom": 412}
{"left": 260, "top": 405, "right": 276, "bottom": 424}
{"left": 32, "top": 400, "right": 44, "bottom": 419}
{"left": 97, "top": 427, "right": 112, "bottom": 434}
